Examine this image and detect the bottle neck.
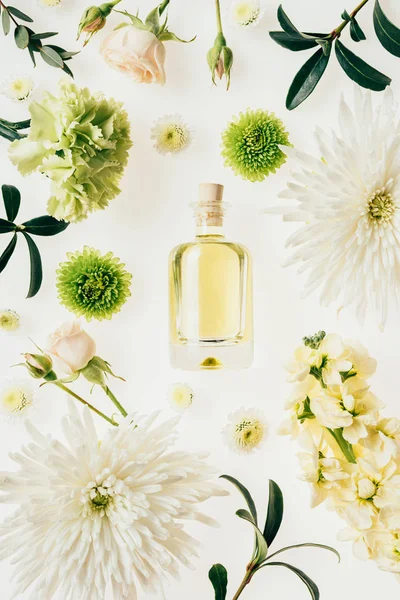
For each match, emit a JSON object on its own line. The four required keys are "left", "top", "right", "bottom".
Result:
{"left": 196, "top": 224, "right": 225, "bottom": 237}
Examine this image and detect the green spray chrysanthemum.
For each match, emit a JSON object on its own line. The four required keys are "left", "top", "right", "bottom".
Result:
{"left": 9, "top": 79, "right": 132, "bottom": 223}
{"left": 56, "top": 247, "right": 132, "bottom": 321}
{"left": 221, "top": 109, "right": 291, "bottom": 182}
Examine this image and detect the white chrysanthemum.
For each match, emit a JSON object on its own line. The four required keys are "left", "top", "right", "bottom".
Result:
{"left": 228, "top": 0, "right": 264, "bottom": 27}
{"left": 0, "top": 377, "right": 36, "bottom": 421}
{"left": 168, "top": 383, "right": 194, "bottom": 413}
{"left": 38, "top": 0, "right": 62, "bottom": 7}
{"left": 272, "top": 88, "right": 400, "bottom": 328}
{"left": 151, "top": 114, "right": 193, "bottom": 155}
{"left": 222, "top": 407, "right": 267, "bottom": 453}
{"left": 0, "top": 74, "right": 34, "bottom": 102}
{"left": 0, "top": 402, "right": 226, "bottom": 599}
{"left": 0, "top": 309, "right": 20, "bottom": 332}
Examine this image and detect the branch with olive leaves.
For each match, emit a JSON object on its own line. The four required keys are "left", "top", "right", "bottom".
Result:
{"left": 0, "top": 1, "right": 78, "bottom": 74}
{"left": 270, "top": 1, "right": 400, "bottom": 109}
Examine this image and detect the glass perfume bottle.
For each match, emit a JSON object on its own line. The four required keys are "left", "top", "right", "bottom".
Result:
{"left": 169, "top": 183, "right": 253, "bottom": 370}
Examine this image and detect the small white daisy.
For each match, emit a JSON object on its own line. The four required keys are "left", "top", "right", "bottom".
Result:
{"left": 151, "top": 114, "right": 193, "bottom": 155}
{"left": 0, "top": 378, "right": 36, "bottom": 421}
{"left": 222, "top": 407, "right": 267, "bottom": 453}
{"left": 168, "top": 383, "right": 194, "bottom": 413}
{"left": 0, "top": 75, "right": 34, "bottom": 103}
{"left": 229, "top": 0, "right": 265, "bottom": 28}
{"left": 0, "top": 309, "right": 20, "bottom": 332}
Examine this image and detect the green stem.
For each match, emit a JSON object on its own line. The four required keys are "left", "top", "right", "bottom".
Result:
{"left": 53, "top": 381, "right": 117, "bottom": 426}
{"left": 0, "top": 0, "right": 18, "bottom": 26}
{"left": 159, "top": 0, "right": 170, "bottom": 16}
{"left": 331, "top": 0, "right": 371, "bottom": 39}
{"left": 327, "top": 428, "right": 357, "bottom": 464}
{"left": 215, "top": 0, "right": 223, "bottom": 35}
{"left": 103, "top": 386, "right": 128, "bottom": 417}
{"left": 232, "top": 570, "right": 253, "bottom": 600}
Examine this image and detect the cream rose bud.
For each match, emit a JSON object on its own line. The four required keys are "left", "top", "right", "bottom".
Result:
{"left": 47, "top": 322, "right": 96, "bottom": 375}
{"left": 101, "top": 26, "right": 166, "bottom": 84}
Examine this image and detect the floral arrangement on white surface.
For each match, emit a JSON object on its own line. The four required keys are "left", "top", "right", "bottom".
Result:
{"left": 281, "top": 330, "right": 400, "bottom": 578}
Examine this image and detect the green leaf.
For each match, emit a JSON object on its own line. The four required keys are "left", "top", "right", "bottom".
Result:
{"left": 0, "top": 218, "right": 16, "bottom": 233}
{"left": 0, "top": 233, "right": 17, "bottom": 274}
{"left": 7, "top": 6, "right": 33, "bottom": 22}
{"left": 208, "top": 564, "right": 228, "bottom": 600}
{"left": 14, "top": 24, "right": 30, "bottom": 49}
{"left": 28, "top": 42, "right": 36, "bottom": 66}
{"left": 0, "top": 122, "right": 22, "bottom": 141}
{"left": 335, "top": 39, "right": 391, "bottom": 91}
{"left": 220, "top": 475, "right": 258, "bottom": 524}
{"left": 22, "top": 216, "right": 69, "bottom": 236}
{"left": 40, "top": 45, "right": 64, "bottom": 68}
{"left": 87, "top": 356, "right": 125, "bottom": 381}
{"left": 263, "top": 480, "right": 284, "bottom": 547}
{"left": 374, "top": 0, "right": 400, "bottom": 57}
{"left": 265, "top": 542, "right": 340, "bottom": 563}
{"left": 30, "top": 32, "right": 58, "bottom": 40}
{"left": 145, "top": 6, "right": 160, "bottom": 35}
{"left": 350, "top": 18, "right": 366, "bottom": 42}
{"left": 277, "top": 4, "right": 303, "bottom": 37}
{"left": 2, "top": 9, "right": 11, "bottom": 36}
{"left": 270, "top": 31, "right": 319, "bottom": 51}
{"left": 45, "top": 45, "right": 79, "bottom": 60}
{"left": 61, "top": 62, "right": 74, "bottom": 78}
{"left": 158, "top": 30, "right": 196, "bottom": 43}
{"left": 2, "top": 185, "right": 20, "bottom": 222}
{"left": 260, "top": 562, "right": 320, "bottom": 600}
{"left": 286, "top": 46, "right": 331, "bottom": 110}
{"left": 114, "top": 11, "right": 147, "bottom": 30}
{"left": 327, "top": 428, "right": 357, "bottom": 464}
{"left": 236, "top": 509, "right": 268, "bottom": 563}
{"left": 22, "top": 232, "right": 43, "bottom": 298}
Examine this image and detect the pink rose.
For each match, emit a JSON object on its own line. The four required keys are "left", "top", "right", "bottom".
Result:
{"left": 101, "top": 26, "right": 166, "bottom": 84}
{"left": 47, "top": 322, "right": 96, "bottom": 375}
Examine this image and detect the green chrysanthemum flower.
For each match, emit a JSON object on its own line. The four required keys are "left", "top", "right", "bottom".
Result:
{"left": 9, "top": 79, "right": 132, "bottom": 223}
{"left": 221, "top": 109, "right": 291, "bottom": 182}
{"left": 56, "top": 247, "right": 132, "bottom": 321}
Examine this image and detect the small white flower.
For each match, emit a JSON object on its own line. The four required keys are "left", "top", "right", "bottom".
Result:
{"left": 38, "top": 0, "right": 62, "bottom": 7}
{"left": 229, "top": 0, "right": 264, "bottom": 27}
{"left": 1, "top": 75, "right": 34, "bottom": 102}
{"left": 363, "top": 418, "right": 400, "bottom": 464}
{"left": 0, "top": 309, "right": 20, "bottom": 332}
{"left": 168, "top": 383, "right": 194, "bottom": 413}
{"left": 151, "top": 114, "right": 193, "bottom": 155}
{"left": 278, "top": 375, "right": 320, "bottom": 439}
{"left": 223, "top": 407, "right": 267, "bottom": 453}
{"left": 0, "top": 378, "right": 36, "bottom": 421}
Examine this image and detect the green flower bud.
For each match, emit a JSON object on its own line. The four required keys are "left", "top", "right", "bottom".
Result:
{"left": 206, "top": 33, "right": 234, "bottom": 90}
{"left": 80, "top": 359, "right": 107, "bottom": 387}
{"left": 24, "top": 353, "right": 54, "bottom": 379}
{"left": 77, "top": 1, "right": 121, "bottom": 46}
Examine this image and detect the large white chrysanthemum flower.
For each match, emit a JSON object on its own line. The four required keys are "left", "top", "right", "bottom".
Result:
{"left": 272, "top": 88, "right": 400, "bottom": 328}
{"left": 0, "top": 402, "right": 226, "bottom": 599}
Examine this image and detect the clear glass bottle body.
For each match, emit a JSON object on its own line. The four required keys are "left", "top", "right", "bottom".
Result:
{"left": 169, "top": 224, "right": 253, "bottom": 370}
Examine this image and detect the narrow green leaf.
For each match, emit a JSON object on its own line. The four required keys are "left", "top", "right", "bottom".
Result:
{"left": 145, "top": 7, "right": 160, "bottom": 35}
{"left": 2, "top": 185, "right": 20, "bottom": 222}
{"left": 158, "top": 30, "right": 196, "bottom": 43}
{"left": 7, "top": 6, "right": 33, "bottom": 22}
{"left": 61, "top": 61, "right": 74, "bottom": 78}
{"left": 286, "top": 46, "right": 331, "bottom": 110}
{"left": 263, "top": 480, "right": 284, "bottom": 547}
{"left": 30, "top": 32, "right": 58, "bottom": 40}
{"left": 236, "top": 509, "right": 268, "bottom": 563}
{"left": 22, "top": 232, "right": 43, "bottom": 298}
{"left": 22, "top": 215, "right": 69, "bottom": 236}
{"left": 0, "top": 234, "right": 17, "bottom": 274}
{"left": 14, "top": 24, "right": 30, "bottom": 49}
{"left": 0, "top": 123, "right": 21, "bottom": 141}
{"left": 40, "top": 45, "right": 64, "bottom": 68}
{"left": 270, "top": 31, "right": 318, "bottom": 51}
{"left": 220, "top": 475, "right": 258, "bottom": 524}
{"left": 350, "top": 18, "right": 366, "bottom": 42}
{"left": 208, "top": 564, "right": 228, "bottom": 600}
{"left": 28, "top": 42, "right": 36, "bottom": 66}
{"left": 374, "top": 0, "right": 400, "bottom": 57}
{"left": 327, "top": 428, "right": 357, "bottom": 464}
{"left": 277, "top": 4, "right": 302, "bottom": 37}
{"left": 0, "top": 218, "right": 16, "bottom": 233}
{"left": 265, "top": 542, "right": 340, "bottom": 563}
{"left": 2, "top": 9, "right": 11, "bottom": 36}
{"left": 260, "top": 562, "right": 320, "bottom": 600}
{"left": 114, "top": 11, "right": 147, "bottom": 30}
{"left": 335, "top": 39, "right": 391, "bottom": 91}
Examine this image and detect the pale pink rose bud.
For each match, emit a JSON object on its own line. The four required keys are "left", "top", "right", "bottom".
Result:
{"left": 101, "top": 26, "right": 166, "bottom": 85}
{"left": 46, "top": 322, "right": 97, "bottom": 375}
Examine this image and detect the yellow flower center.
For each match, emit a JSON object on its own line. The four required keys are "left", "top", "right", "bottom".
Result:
{"left": 160, "top": 125, "right": 189, "bottom": 152}
{"left": 234, "top": 418, "right": 264, "bottom": 450}
{"left": 1, "top": 387, "right": 31, "bottom": 413}
{"left": 367, "top": 190, "right": 396, "bottom": 225}
{"left": 233, "top": 2, "right": 260, "bottom": 25}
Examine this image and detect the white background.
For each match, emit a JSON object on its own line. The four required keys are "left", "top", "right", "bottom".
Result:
{"left": 0, "top": 0, "right": 400, "bottom": 598}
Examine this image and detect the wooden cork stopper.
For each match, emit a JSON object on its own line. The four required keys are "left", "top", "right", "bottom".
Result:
{"left": 198, "top": 183, "right": 224, "bottom": 205}
{"left": 196, "top": 183, "right": 225, "bottom": 227}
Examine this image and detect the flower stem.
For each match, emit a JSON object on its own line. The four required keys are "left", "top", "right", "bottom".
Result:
{"left": 103, "top": 386, "right": 128, "bottom": 417}
{"left": 215, "top": 0, "right": 223, "bottom": 35}
{"left": 327, "top": 428, "right": 357, "bottom": 464}
{"left": 331, "top": 0, "right": 371, "bottom": 39}
{"left": 53, "top": 381, "right": 117, "bottom": 426}
{"left": 159, "top": 0, "right": 170, "bottom": 16}
{"left": 232, "top": 570, "right": 252, "bottom": 600}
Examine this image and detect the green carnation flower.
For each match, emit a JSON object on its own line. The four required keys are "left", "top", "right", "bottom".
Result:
{"left": 221, "top": 109, "right": 291, "bottom": 182}
{"left": 56, "top": 247, "right": 132, "bottom": 321}
{"left": 9, "top": 79, "right": 132, "bottom": 223}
